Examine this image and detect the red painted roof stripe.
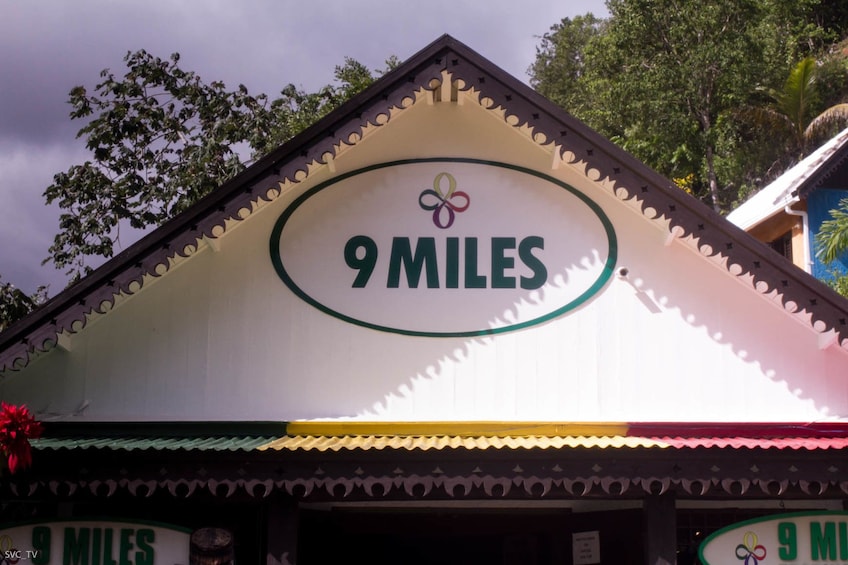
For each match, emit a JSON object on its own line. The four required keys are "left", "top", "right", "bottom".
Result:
{"left": 627, "top": 422, "right": 848, "bottom": 438}
{"left": 656, "top": 437, "right": 848, "bottom": 450}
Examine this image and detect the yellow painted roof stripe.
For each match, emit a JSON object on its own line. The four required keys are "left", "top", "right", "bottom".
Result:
{"left": 283, "top": 421, "right": 631, "bottom": 438}
{"left": 257, "top": 434, "right": 670, "bottom": 452}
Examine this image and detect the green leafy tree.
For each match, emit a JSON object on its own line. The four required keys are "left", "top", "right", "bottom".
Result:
{"left": 0, "top": 277, "right": 47, "bottom": 332}
{"left": 816, "top": 197, "right": 848, "bottom": 264}
{"left": 584, "top": 0, "right": 774, "bottom": 212}
{"left": 251, "top": 56, "right": 394, "bottom": 156}
{"left": 530, "top": 0, "right": 840, "bottom": 212}
{"left": 815, "top": 198, "right": 848, "bottom": 296}
{"left": 45, "top": 50, "right": 390, "bottom": 281}
{"left": 528, "top": 14, "right": 604, "bottom": 116}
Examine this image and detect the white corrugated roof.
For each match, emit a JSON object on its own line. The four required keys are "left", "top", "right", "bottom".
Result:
{"left": 727, "top": 127, "right": 848, "bottom": 230}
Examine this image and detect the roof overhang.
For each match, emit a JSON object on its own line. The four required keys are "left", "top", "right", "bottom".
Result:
{"left": 13, "top": 421, "right": 848, "bottom": 501}
{"left": 30, "top": 421, "right": 848, "bottom": 453}
{"left": 727, "top": 127, "right": 848, "bottom": 230}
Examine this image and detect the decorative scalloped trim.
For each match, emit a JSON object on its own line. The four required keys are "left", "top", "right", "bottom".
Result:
{"left": 12, "top": 474, "right": 848, "bottom": 500}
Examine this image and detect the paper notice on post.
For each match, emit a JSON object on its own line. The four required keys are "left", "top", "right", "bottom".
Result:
{"left": 572, "top": 530, "right": 600, "bottom": 565}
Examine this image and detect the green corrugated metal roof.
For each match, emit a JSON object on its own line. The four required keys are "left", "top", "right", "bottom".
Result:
{"left": 30, "top": 421, "right": 286, "bottom": 451}
{"left": 33, "top": 434, "right": 848, "bottom": 453}
{"left": 260, "top": 434, "right": 667, "bottom": 451}
{"left": 28, "top": 422, "right": 848, "bottom": 453}
{"left": 31, "top": 435, "right": 280, "bottom": 451}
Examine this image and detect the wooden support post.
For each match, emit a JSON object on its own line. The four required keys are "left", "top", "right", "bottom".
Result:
{"left": 644, "top": 493, "right": 677, "bottom": 565}
{"left": 266, "top": 496, "right": 300, "bottom": 565}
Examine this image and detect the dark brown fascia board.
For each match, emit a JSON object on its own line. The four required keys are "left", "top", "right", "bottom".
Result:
{"left": 2, "top": 35, "right": 848, "bottom": 371}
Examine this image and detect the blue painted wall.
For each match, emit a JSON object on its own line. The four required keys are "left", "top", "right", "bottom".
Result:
{"left": 807, "top": 188, "right": 848, "bottom": 280}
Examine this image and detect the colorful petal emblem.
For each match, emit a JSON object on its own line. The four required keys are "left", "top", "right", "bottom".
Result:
{"left": 418, "top": 172, "right": 470, "bottom": 229}
{"left": 734, "top": 532, "right": 767, "bottom": 565}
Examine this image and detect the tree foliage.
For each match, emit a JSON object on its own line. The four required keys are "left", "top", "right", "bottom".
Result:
{"left": 530, "top": 0, "right": 848, "bottom": 213}
{"left": 44, "top": 50, "right": 391, "bottom": 280}
{"left": 743, "top": 57, "right": 848, "bottom": 159}
{"left": 0, "top": 277, "right": 47, "bottom": 332}
{"left": 816, "top": 198, "right": 848, "bottom": 265}
{"left": 607, "top": 0, "right": 771, "bottom": 210}
{"left": 529, "top": 14, "right": 604, "bottom": 116}
{"left": 815, "top": 198, "right": 848, "bottom": 297}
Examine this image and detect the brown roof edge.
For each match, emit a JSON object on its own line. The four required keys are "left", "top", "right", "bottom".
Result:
{"left": 795, "top": 138, "right": 848, "bottom": 198}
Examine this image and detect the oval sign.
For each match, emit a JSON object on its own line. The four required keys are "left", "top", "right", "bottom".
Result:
{"left": 699, "top": 511, "right": 848, "bottom": 565}
{"left": 0, "top": 519, "right": 191, "bottom": 564}
{"left": 270, "top": 158, "right": 617, "bottom": 337}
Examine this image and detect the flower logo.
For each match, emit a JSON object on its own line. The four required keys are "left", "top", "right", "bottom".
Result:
{"left": 735, "top": 531, "right": 766, "bottom": 564}
{"left": 418, "top": 172, "right": 470, "bottom": 229}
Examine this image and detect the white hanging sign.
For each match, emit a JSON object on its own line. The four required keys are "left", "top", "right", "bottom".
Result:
{"left": 270, "top": 158, "right": 617, "bottom": 336}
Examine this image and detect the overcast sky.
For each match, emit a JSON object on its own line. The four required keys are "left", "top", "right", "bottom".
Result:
{"left": 0, "top": 0, "right": 608, "bottom": 295}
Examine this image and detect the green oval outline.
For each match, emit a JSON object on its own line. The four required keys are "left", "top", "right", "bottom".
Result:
{"left": 0, "top": 516, "right": 193, "bottom": 533}
{"left": 269, "top": 158, "right": 618, "bottom": 337}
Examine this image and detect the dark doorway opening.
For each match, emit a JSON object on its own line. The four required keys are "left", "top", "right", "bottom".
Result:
{"left": 298, "top": 506, "right": 644, "bottom": 565}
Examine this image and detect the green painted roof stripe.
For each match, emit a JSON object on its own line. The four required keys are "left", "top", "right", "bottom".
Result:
{"left": 31, "top": 436, "right": 281, "bottom": 452}
{"left": 30, "top": 421, "right": 288, "bottom": 452}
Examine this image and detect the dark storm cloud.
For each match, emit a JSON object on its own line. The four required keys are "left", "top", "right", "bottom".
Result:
{"left": 0, "top": 2, "right": 220, "bottom": 146}
{"left": 0, "top": 0, "right": 608, "bottom": 295}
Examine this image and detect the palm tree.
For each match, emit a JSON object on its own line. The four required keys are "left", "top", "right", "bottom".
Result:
{"left": 816, "top": 198, "right": 848, "bottom": 264}
{"left": 761, "top": 58, "right": 848, "bottom": 158}
{"left": 815, "top": 200, "right": 848, "bottom": 297}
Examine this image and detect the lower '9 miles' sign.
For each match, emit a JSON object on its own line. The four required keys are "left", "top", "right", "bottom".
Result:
{"left": 0, "top": 519, "right": 190, "bottom": 564}
{"left": 699, "top": 511, "right": 848, "bottom": 564}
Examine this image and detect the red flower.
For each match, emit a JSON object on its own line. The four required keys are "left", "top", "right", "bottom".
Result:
{"left": 0, "top": 402, "right": 43, "bottom": 474}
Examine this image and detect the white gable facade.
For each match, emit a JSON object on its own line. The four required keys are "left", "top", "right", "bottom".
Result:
{"left": 5, "top": 72, "right": 847, "bottom": 424}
